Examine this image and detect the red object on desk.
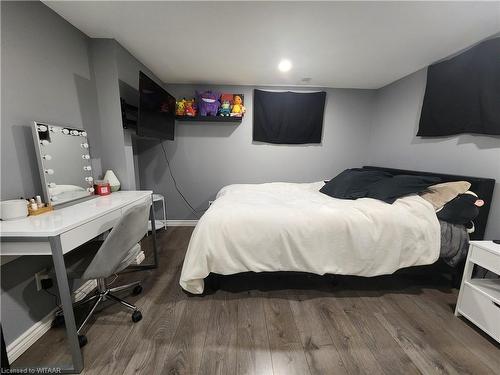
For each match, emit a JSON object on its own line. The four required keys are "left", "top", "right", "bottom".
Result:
{"left": 94, "top": 182, "right": 111, "bottom": 196}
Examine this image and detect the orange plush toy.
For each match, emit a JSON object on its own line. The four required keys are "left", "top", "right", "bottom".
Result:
{"left": 184, "top": 98, "right": 197, "bottom": 117}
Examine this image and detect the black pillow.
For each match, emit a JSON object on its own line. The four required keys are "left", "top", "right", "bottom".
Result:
{"left": 365, "top": 175, "right": 441, "bottom": 204}
{"left": 320, "top": 168, "right": 392, "bottom": 199}
{"left": 437, "top": 194, "right": 479, "bottom": 225}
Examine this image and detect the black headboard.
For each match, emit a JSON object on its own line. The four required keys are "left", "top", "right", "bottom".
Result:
{"left": 363, "top": 166, "right": 495, "bottom": 240}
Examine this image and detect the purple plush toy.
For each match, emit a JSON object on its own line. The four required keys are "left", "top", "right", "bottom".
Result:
{"left": 196, "top": 90, "right": 220, "bottom": 116}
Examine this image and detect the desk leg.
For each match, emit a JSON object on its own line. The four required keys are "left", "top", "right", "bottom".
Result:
{"left": 150, "top": 196, "right": 159, "bottom": 267}
{"left": 49, "top": 236, "right": 84, "bottom": 373}
{"left": 162, "top": 197, "right": 167, "bottom": 231}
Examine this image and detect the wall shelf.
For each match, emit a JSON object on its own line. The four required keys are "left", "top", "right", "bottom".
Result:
{"left": 175, "top": 115, "right": 242, "bottom": 123}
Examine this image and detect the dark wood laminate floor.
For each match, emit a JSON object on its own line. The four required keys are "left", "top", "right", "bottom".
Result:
{"left": 13, "top": 227, "right": 500, "bottom": 374}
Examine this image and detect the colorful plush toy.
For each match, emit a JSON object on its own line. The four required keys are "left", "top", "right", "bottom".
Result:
{"left": 219, "top": 100, "right": 231, "bottom": 116}
{"left": 184, "top": 98, "right": 197, "bottom": 117}
{"left": 220, "top": 93, "right": 234, "bottom": 103}
{"left": 230, "top": 95, "right": 246, "bottom": 117}
{"left": 175, "top": 99, "right": 186, "bottom": 116}
{"left": 196, "top": 90, "right": 220, "bottom": 116}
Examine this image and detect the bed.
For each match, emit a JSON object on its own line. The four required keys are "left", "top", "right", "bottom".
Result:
{"left": 180, "top": 167, "right": 495, "bottom": 294}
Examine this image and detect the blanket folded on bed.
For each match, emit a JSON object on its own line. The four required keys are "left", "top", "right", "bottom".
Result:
{"left": 180, "top": 182, "right": 441, "bottom": 294}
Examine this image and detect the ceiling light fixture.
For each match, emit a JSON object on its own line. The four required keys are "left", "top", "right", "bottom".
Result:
{"left": 278, "top": 59, "right": 292, "bottom": 72}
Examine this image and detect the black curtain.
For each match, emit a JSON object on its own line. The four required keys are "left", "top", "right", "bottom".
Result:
{"left": 253, "top": 90, "right": 326, "bottom": 144}
{"left": 418, "top": 38, "right": 500, "bottom": 136}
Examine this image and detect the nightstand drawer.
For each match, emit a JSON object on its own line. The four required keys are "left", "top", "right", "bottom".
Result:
{"left": 458, "top": 283, "right": 500, "bottom": 342}
{"left": 469, "top": 245, "right": 500, "bottom": 275}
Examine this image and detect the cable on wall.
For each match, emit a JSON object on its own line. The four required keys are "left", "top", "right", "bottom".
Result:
{"left": 159, "top": 141, "right": 206, "bottom": 218}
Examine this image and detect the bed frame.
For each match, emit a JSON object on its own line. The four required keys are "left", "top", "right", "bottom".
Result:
{"left": 202, "top": 166, "right": 496, "bottom": 293}
{"left": 363, "top": 166, "right": 496, "bottom": 287}
{"left": 362, "top": 166, "right": 495, "bottom": 240}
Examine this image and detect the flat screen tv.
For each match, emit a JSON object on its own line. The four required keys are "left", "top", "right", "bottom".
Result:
{"left": 138, "top": 71, "right": 176, "bottom": 140}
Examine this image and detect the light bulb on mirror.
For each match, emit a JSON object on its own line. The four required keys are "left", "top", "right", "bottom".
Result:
{"left": 83, "top": 165, "right": 92, "bottom": 171}
{"left": 40, "top": 140, "right": 49, "bottom": 146}
{"left": 81, "top": 131, "right": 87, "bottom": 137}
{"left": 81, "top": 143, "right": 89, "bottom": 149}
{"left": 44, "top": 169, "right": 54, "bottom": 175}
{"left": 82, "top": 154, "right": 90, "bottom": 160}
{"left": 85, "top": 176, "right": 93, "bottom": 182}
{"left": 43, "top": 154, "right": 52, "bottom": 160}
{"left": 87, "top": 187, "right": 95, "bottom": 193}
{"left": 70, "top": 130, "right": 79, "bottom": 136}
{"left": 37, "top": 125, "right": 48, "bottom": 132}
{"left": 62, "top": 128, "right": 70, "bottom": 135}
{"left": 48, "top": 182, "right": 56, "bottom": 188}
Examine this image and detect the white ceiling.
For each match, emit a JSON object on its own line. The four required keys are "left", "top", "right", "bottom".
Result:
{"left": 44, "top": 1, "right": 500, "bottom": 89}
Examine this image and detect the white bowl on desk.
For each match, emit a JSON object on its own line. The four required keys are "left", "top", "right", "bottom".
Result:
{"left": 0, "top": 199, "right": 28, "bottom": 220}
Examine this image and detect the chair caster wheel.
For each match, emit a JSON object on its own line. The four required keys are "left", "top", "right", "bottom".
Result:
{"left": 53, "top": 314, "right": 65, "bottom": 327}
{"left": 132, "top": 310, "right": 142, "bottom": 323}
{"left": 132, "top": 285, "right": 143, "bottom": 295}
{"left": 78, "top": 335, "right": 88, "bottom": 348}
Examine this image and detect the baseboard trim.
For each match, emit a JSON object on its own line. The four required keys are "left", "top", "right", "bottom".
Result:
{"left": 6, "top": 279, "right": 97, "bottom": 363}
{"left": 74, "top": 279, "right": 98, "bottom": 303}
{"left": 166, "top": 220, "right": 198, "bottom": 226}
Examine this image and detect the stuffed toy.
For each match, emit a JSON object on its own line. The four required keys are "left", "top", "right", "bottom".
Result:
{"left": 184, "top": 98, "right": 197, "bottom": 117}
{"left": 219, "top": 100, "right": 231, "bottom": 116}
{"left": 437, "top": 191, "right": 484, "bottom": 226}
{"left": 220, "top": 93, "right": 233, "bottom": 102}
{"left": 175, "top": 99, "right": 186, "bottom": 116}
{"left": 230, "top": 95, "right": 246, "bottom": 117}
{"left": 196, "top": 90, "right": 220, "bottom": 116}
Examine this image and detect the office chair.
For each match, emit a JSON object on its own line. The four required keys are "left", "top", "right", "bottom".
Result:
{"left": 53, "top": 200, "right": 151, "bottom": 346}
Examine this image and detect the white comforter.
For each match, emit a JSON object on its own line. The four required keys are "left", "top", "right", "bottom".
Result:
{"left": 180, "top": 182, "right": 440, "bottom": 294}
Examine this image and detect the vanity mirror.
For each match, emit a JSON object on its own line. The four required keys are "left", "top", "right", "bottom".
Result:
{"left": 32, "top": 121, "right": 94, "bottom": 206}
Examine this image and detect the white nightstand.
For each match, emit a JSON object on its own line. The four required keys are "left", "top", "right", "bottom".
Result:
{"left": 455, "top": 241, "right": 500, "bottom": 343}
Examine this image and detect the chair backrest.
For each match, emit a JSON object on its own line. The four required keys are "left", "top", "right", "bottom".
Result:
{"left": 82, "top": 199, "right": 151, "bottom": 279}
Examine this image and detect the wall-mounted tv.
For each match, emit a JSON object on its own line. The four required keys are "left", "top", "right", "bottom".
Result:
{"left": 138, "top": 71, "right": 176, "bottom": 140}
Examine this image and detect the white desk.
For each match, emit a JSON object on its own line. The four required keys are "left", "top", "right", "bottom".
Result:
{"left": 0, "top": 191, "right": 157, "bottom": 373}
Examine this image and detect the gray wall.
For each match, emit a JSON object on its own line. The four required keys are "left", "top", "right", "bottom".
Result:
{"left": 0, "top": 1, "right": 99, "bottom": 345}
{"left": 115, "top": 42, "right": 166, "bottom": 190}
{"left": 367, "top": 68, "right": 500, "bottom": 239}
{"left": 89, "top": 39, "right": 125, "bottom": 186}
{"left": 1, "top": 1, "right": 101, "bottom": 200}
{"left": 137, "top": 85, "right": 375, "bottom": 219}
{"left": 87, "top": 39, "right": 165, "bottom": 191}
{"left": 139, "top": 76, "right": 499, "bottom": 238}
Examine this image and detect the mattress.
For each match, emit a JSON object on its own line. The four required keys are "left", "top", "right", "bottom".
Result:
{"left": 180, "top": 182, "right": 441, "bottom": 294}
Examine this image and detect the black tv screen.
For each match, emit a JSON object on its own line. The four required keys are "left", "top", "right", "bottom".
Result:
{"left": 138, "top": 71, "right": 176, "bottom": 140}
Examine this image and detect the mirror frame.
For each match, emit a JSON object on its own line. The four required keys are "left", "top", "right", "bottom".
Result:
{"left": 32, "top": 121, "right": 94, "bottom": 206}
